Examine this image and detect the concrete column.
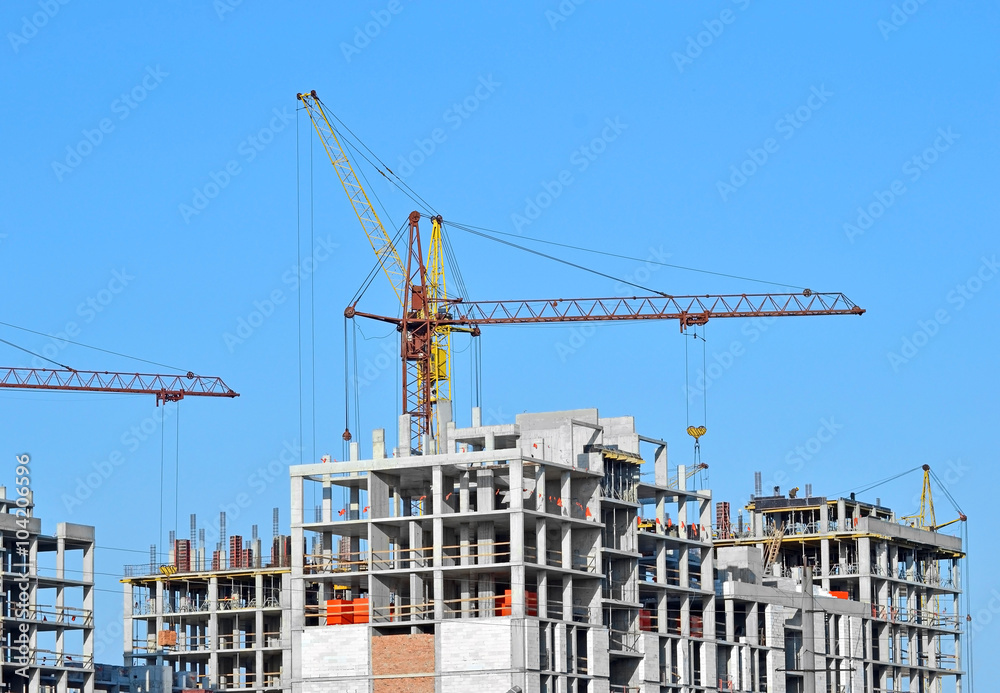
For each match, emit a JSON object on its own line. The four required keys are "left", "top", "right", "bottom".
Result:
{"left": 288, "top": 473, "right": 304, "bottom": 687}
{"left": 436, "top": 398, "right": 452, "bottom": 453}
{"left": 477, "top": 521, "right": 496, "bottom": 616}
{"left": 802, "top": 567, "right": 816, "bottom": 693}
{"left": 432, "top": 465, "right": 444, "bottom": 620}
{"left": 122, "top": 582, "right": 133, "bottom": 666}
{"left": 255, "top": 573, "right": 264, "bottom": 690}
{"left": 821, "top": 537, "right": 831, "bottom": 590}
{"left": 764, "top": 604, "right": 786, "bottom": 693}
{"left": 560, "top": 470, "right": 571, "bottom": 520}
{"left": 208, "top": 577, "right": 219, "bottom": 688}
{"left": 562, "top": 572, "right": 573, "bottom": 622}
{"left": 510, "top": 459, "right": 526, "bottom": 618}
{"left": 397, "top": 414, "right": 411, "bottom": 457}
{"left": 746, "top": 602, "right": 758, "bottom": 646}
{"left": 55, "top": 535, "right": 66, "bottom": 687}
{"left": 654, "top": 444, "right": 668, "bottom": 486}
{"left": 280, "top": 573, "right": 292, "bottom": 691}
{"left": 459, "top": 471, "right": 472, "bottom": 617}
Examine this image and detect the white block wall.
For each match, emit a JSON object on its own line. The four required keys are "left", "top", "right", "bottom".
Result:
{"left": 301, "top": 625, "right": 369, "bottom": 679}
{"left": 440, "top": 619, "right": 513, "bottom": 693}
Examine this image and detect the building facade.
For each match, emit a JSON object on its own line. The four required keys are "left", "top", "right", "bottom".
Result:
{"left": 0, "top": 485, "right": 96, "bottom": 693}
{"left": 283, "top": 407, "right": 965, "bottom": 693}
{"left": 121, "top": 516, "right": 292, "bottom": 692}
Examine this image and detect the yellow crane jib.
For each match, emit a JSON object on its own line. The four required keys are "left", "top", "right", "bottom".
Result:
{"left": 297, "top": 90, "right": 407, "bottom": 308}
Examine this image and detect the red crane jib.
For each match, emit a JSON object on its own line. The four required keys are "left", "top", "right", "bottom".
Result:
{"left": 351, "top": 292, "right": 864, "bottom": 330}
{"left": 0, "top": 368, "right": 239, "bottom": 405}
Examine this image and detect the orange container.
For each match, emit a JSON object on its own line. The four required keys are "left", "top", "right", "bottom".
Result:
{"left": 497, "top": 591, "right": 512, "bottom": 616}
{"left": 353, "top": 598, "right": 370, "bottom": 624}
{"left": 326, "top": 599, "right": 354, "bottom": 625}
{"left": 830, "top": 591, "right": 849, "bottom": 600}
{"left": 496, "top": 590, "right": 538, "bottom": 616}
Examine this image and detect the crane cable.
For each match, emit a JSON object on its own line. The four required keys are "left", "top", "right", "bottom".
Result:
{"left": 444, "top": 219, "right": 669, "bottom": 297}
{"left": 343, "top": 315, "right": 351, "bottom": 458}
{"left": 296, "top": 105, "right": 304, "bottom": 471}
{"left": 349, "top": 219, "right": 411, "bottom": 307}
{"left": 310, "top": 123, "right": 317, "bottom": 471}
{"left": 0, "top": 335, "right": 73, "bottom": 370}
{"left": 0, "top": 321, "right": 191, "bottom": 372}
{"left": 318, "top": 99, "right": 438, "bottom": 216}
{"left": 962, "top": 520, "right": 975, "bottom": 692}
{"left": 441, "top": 219, "right": 807, "bottom": 291}
{"left": 683, "top": 327, "right": 708, "bottom": 469}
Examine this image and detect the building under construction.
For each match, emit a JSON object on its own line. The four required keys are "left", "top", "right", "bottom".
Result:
{"left": 121, "top": 511, "right": 293, "bottom": 692}
{"left": 0, "top": 486, "right": 96, "bottom": 693}
{"left": 282, "top": 406, "right": 965, "bottom": 693}
{"left": 116, "top": 406, "right": 966, "bottom": 692}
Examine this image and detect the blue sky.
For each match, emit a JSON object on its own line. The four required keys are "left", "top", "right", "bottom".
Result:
{"left": 1, "top": 0, "right": 997, "bottom": 675}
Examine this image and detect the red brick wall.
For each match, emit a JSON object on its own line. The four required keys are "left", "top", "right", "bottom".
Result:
{"left": 373, "top": 677, "right": 434, "bottom": 693}
{"left": 372, "top": 633, "right": 435, "bottom": 692}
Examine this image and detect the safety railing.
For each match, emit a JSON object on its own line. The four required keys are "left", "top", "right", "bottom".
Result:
{"left": 123, "top": 552, "right": 292, "bottom": 577}
{"left": 371, "top": 600, "right": 435, "bottom": 622}
{"left": 9, "top": 605, "right": 93, "bottom": 626}
{"left": 870, "top": 603, "right": 962, "bottom": 629}
{"left": 608, "top": 629, "right": 641, "bottom": 653}
{"left": 1, "top": 646, "right": 93, "bottom": 667}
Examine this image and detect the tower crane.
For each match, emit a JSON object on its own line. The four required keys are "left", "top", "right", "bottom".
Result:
{"left": 297, "top": 91, "right": 865, "bottom": 454}
{"left": 901, "top": 464, "right": 967, "bottom": 532}
{"left": 0, "top": 367, "right": 238, "bottom": 404}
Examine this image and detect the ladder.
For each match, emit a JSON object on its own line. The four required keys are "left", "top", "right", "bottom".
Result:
{"left": 763, "top": 523, "right": 785, "bottom": 573}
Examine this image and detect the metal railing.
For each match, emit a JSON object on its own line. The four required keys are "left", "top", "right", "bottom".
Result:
{"left": 123, "top": 552, "right": 292, "bottom": 577}
{"left": 608, "top": 629, "right": 641, "bottom": 653}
